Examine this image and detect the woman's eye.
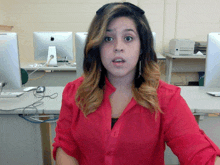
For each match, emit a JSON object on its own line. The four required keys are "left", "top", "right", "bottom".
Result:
{"left": 104, "top": 37, "right": 113, "bottom": 42}
{"left": 125, "top": 36, "right": 133, "bottom": 42}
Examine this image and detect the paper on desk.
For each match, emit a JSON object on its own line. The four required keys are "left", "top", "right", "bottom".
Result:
{"left": 195, "top": 51, "right": 204, "bottom": 55}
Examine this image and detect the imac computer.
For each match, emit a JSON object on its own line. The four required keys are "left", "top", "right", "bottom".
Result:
{"left": 0, "top": 32, "right": 23, "bottom": 97}
{"left": 75, "top": 32, "right": 156, "bottom": 78}
{"left": 75, "top": 32, "right": 88, "bottom": 78}
{"left": 152, "top": 32, "right": 156, "bottom": 50}
{"left": 204, "top": 32, "right": 220, "bottom": 88}
{"left": 33, "top": 32, "right": 74, "bottom": 66}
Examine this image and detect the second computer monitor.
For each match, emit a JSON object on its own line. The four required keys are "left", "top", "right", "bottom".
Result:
{"left": 204, "top": 32, "right": 220, "bottom": 88}
{"left": 33, "top": 32, "right": 73, "bottom": 66}
{"left": 75, "top": 32, "right": 88, "bottom": 78}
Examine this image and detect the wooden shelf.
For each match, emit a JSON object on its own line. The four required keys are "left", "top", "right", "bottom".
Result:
{"left": 0, "top": 25, "right": 14, "bottom": 31}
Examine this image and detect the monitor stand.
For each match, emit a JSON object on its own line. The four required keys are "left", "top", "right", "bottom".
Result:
{"left": 47, "top": 46, "right": 57, "bottom": 66}
{"left": 0, "top": 82, "right": 24, "bottom": 98}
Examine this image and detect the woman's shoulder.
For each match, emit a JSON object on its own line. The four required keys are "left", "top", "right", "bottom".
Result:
{"left": 63, "top": 76, "right": 84, "bottom": 95}
{"left": 158, "top": 80, "right": 180, "bottom": 91}
{"left": 157, "top": 80, "right": 181, "bottom": 103}
{"left": 65, "top": 76, "right": 84, "bottom": 88}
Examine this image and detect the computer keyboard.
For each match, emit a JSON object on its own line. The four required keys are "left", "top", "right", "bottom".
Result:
{"left": 0, "top": 92, "right": 24, "bottom": 98}
{"left": 207, "top": 92, "right": 220, "bottom": 97}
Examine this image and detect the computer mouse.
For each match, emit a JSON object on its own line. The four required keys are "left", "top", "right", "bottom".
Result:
{"left": 36, "top": 86, "right": 45, "bottom": 93}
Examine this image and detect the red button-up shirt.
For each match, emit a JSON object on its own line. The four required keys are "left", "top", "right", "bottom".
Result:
{"left": 53, "top": 77, "right": 220, "bottom": 165}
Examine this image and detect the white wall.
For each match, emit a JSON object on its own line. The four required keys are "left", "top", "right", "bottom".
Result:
{"left": 0, "top": 10, "right": 5, "bottom": 25}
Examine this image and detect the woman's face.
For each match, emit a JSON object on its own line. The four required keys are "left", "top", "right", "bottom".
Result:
{"left": 100, "top": 16, "right": 141, "bottom": 79}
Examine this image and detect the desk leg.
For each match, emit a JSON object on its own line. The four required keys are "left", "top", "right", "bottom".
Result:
{"left": 194, "top": 115, "right": 200, "bottom": 124}
{"left": 40, "top": 116, "right": 54, "bottom": 165}
{"left": 165, "top": 57, "right": 173, "bottom": 84}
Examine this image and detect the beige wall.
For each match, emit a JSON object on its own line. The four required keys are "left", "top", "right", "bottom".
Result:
{"left": 0, "top": 4, "right": 6, "bottom": 25}
{"left": 138, "top": 0, "right": 220, "bottom": 53}
{"left": 0, "top": 0, "right": 112, "bottom": 62}
{"left": 1, "top": 0, "right": 220, "bottom": 84}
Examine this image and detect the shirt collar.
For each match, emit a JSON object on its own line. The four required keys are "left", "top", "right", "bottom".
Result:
{"left": 104, "top": 76, "right": 137, "bottom": 110}
{"left": 105, "top": 76, "right": 116, "bottom": 92}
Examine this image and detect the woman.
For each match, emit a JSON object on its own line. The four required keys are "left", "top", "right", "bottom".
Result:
{"left": 53, "top": 2, "right": 220, "bottom": 165}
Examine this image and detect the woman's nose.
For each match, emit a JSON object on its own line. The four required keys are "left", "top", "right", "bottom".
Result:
{"left": 114, "top": 38, "right": 124, "bottom": 52}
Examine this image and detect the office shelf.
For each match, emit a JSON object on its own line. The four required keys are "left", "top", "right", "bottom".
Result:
{"left": 0, "top": 25, "right": 14, "bottom": 31}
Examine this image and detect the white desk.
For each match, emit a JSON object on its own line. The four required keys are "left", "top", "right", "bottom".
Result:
{"left": 0, "top": 87, "right": 64, "bottom": 115}
{"left": 21, "top": 62, "right": 77, "bottom": 87}
{"left": 180, "top": 86, "right": 220, "bottom": 114}
{"left": 21, "top": 62, "right": 76, "bottom": 71}
{"left": 164, "top": 54, "right": 206, "bottom": 84}
{"left": 1, "top": 86, "right": 219, "bottom": 114}
{"left": 156, "top": 52, "right": 166, "bottom": 60}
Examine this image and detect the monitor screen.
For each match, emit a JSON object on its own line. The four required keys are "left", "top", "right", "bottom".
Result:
{"left": 0, "top": 32, "right": 22, "bottom": 92}
{"left": 204, "top": 32, "right": 220, "bottom": 88}
{"left": 33, "top": 32, "right": 74, "bottom": 65}
{"left": 75, "top": 32, "right": 156, "bottom": 78}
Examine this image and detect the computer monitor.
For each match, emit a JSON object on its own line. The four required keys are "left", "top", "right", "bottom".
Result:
{"left": 152, "top": 32, "right": 156, "bottom": 50}
{"left": 75, "top": 32, "right": 88, "bottom": 78}
{"left": 75, "top": 32, "right": 156, "bottom": 78}
{"left": 204, "top": 32, "right": 220, "bottom": 88}
{"left": 0, "top": 32, "right": 23, "bottom": 92}
{"left": 33, "top": 32, "right": 74, "bottom": 66}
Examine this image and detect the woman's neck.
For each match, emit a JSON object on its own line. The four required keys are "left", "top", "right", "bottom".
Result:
{"left": 107, "top": 73, "right": 134, "bottom": 90}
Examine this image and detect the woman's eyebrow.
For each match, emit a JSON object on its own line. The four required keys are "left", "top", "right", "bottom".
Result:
{"left": 124, "top": 29, "right": 138, "bottom": 35}
{"left": 106, "top": 28, "right": 137, "bottom": 33}
{"left": 125, "top": 29, "right": 135, "bottom": 32}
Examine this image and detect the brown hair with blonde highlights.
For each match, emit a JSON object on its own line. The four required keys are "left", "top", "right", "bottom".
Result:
{"left": 75, "top": 2, "right": 162, "bottom": 116}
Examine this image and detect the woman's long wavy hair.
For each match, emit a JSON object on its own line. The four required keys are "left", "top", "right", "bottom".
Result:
{"left": 75, "top": 2, "right": 162, "bottom": 116}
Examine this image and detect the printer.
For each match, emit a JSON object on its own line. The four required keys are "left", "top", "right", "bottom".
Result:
{"left": 194, "top": 41, "right": 207, "bottom": 55}
{"left": 169, "top": 39, "right": 195, "bottom": 56}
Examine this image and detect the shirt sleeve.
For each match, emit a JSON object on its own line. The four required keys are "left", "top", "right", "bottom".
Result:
{"left": 162, "top": 87, "right": 220, "bottom": 165}
{"left": 52, "top": 82, "right": 80, "bottom": 161}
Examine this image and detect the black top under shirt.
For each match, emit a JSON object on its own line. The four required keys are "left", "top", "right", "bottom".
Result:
{"left": 111, "top": 118, "right": 119, "bottom": 129}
